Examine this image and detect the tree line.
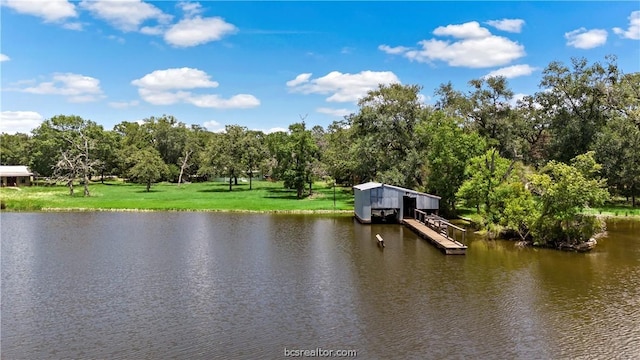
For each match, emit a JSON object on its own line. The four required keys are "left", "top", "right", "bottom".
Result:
{"left": 1, "top": 56, "right": 638, "bottom": 246}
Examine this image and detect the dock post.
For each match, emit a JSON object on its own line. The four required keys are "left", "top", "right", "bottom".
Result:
{"left": 376, "top": 234, "right": 385, "bottom": 248}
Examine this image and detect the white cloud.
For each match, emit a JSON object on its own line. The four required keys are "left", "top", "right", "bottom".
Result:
{"left": 509, "top": 93, "right": 528, "bottom": 107}
{"left": 186, "top": 94, "right": 260, "bottom": 109}
{"left": 379, "top": 21, "right": 525, "bottom": 68}
{"left": 417, "top": 93, "right": 431, "bottom": 105}
{"left": 287, "top": 70, "right": 401, "bottom": 103}
{"left": 484, "top": 64, "right": 538, "bottom": 79}
{"left": 0, "top": 54, "right": 10, "bottom": 62}
{"left": 109, "top": 100, "right": 139, "bottom": 109}
{"left": 20, "top": 73, "right": 104, "bottom": 103}
{"left": 131, "top": 67, "right": 219, "bottom": 90}
{"left": 107, "top": 35, "right": 126, "bottom": 44}
{"left": 378, "top": 44, "right": 411, "bottom": 55}
{"left": 80, "top": 0, "right": 171, "bottom": 32}
{"left": 613, "top": 11, "right": 640, "bottom": 40}
{"left": 0, "top": 111, "right": 44, "bottom": 134}
{"left": 164, "top": 16, "right": 237, "bottom": 47}
{"left": 62, "top": 22, "right": 83, "bottom": 31}
{"left": 316, "top": 107, "right": 353, "bottom": 117}
{"left": 565, "top": 28, "right": 608, "bottom": 49}
{"left": 178, "top": 1, "right": 203, "bottom": 18}
{"left": 263, "top": 127, "right": 288, "bottom": 134}
{"left": 1, "top": 0, "right": 77, "bottom": 22}
{"left": 486, "top": 19, "right": 525, "bottom": 33}
{"left": 286, "top": 73, "right": 312, "bottom": 87}
{"left": 132, "top": 67, "right": 259, "bottom": 109}
{"left": 433, "top": 21, "right": 492, "bottom": 39}
{"left": 203, "top": 120, "right": 223, "bottom": 132}
{"left": 140, "top": 26, "right": 164, "bottom": 36}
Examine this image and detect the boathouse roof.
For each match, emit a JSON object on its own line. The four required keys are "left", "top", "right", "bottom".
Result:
{"left": 353, "top": 182, "right": 441, "bottom": 199}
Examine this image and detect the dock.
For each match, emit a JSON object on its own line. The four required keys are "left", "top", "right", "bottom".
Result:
{"left": 403, "top": 211, "right": 467, "bottom": 255}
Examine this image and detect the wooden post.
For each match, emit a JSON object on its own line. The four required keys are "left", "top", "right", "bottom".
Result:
{"left": 376, "top": 234, "right": 385, "bottom": 248}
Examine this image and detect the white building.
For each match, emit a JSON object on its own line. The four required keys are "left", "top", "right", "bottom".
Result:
{"left": 0, "top": 166, "right": 34, "bottom": 187}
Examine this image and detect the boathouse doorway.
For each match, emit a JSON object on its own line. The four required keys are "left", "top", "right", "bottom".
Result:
{"left": 402, "top": 195, "right": 416, "bottom": 219}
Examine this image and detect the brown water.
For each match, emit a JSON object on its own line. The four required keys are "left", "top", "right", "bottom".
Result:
{"left": 1, "top": 213, "right": 639, "bottom": 359}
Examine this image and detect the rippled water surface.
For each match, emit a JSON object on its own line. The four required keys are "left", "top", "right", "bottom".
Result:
{"left": 1, "top": 213, "right": 639, "bottom": 359}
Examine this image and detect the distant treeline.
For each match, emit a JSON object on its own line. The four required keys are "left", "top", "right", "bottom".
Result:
{"left": 2, "top": 56, "right": 638, "bottom": 245}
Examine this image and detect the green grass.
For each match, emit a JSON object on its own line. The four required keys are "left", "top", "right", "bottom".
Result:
{"left": 457, "top": 202, "right": 640, "bottom": 223}
{"left": 582, "top": 204, "right": 640, "bottom": 217}
{"left": 0, "top": 180, "right": 355, "bottom": 213}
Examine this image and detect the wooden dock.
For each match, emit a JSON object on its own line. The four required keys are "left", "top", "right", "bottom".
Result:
{"left": 403, "top": 211, "right": 467, "bottom": 255}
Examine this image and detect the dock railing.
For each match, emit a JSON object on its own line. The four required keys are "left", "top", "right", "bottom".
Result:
{"left": 413, "top": 210, "right": 466, "bottom": 246}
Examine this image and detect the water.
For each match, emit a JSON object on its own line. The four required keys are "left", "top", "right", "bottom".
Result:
{"left": 1, "top": 213, "right": 639, "bottom": 359}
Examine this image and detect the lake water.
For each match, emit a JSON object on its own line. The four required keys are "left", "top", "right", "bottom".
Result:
{"left": 1, "top": 212, "right": 639, "bottom": 359}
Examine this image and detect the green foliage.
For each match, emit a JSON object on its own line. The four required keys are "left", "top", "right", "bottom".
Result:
{"left": 275, "top": 122, "right": 319, "bottom": 198}
{"left": 528, "top": 151, "right": 609, "bottom": 245}
{"left": 456, "top": 148, "right": 518, "bottom": 224}
{"left": 540, "top": 57, "right": 618, "bottom": 163}
{"left": 348, "top": 83, "right": 426, "bottom": 188}
{"left": 500, "top": 182, "right": 538, "bottom": 241}
{"left": 593, "top": 74, "right": 640, "bottom": 205}
{"left": 126, "top": 148, "right": 169, "bottom": 192}
{"left": 418, "top": 111, "right": 486, "bottom": 215}
{"left": 0, "top": 133, "right": 31, "bottom": 165}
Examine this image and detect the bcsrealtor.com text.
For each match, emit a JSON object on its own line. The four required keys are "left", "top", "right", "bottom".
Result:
{"left": 284, "top": 347, "right": 357, "bottom": 357}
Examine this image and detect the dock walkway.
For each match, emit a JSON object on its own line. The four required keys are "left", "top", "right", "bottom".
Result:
{"left": 403, "top": 211, "right": 467, "bottom": 255}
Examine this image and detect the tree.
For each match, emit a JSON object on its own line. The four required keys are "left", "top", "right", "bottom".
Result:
{"left": 143, "top": 115, "right": 188, "bottom": 168}
{"left": 466, "top": 77, "right": 518, "bottom": 157}
{"left": 127, "top": 148, "right": 168, "bottom": 192}
{"left": 540, "top": 56, "right": 619, "bottom": 162}
{"left": 456, "top": 148, "right": 519, "bottom": 225}
{"left": 501, "top": 182, "right": 538, "bottom": 241}
{"left": 418, "top": 111, "right": 486, "bottom": 215}
{"left": 528, "top": 151, "right": 609, "bottom": 245}
{"left": 270, "top": 122, "right": 319, "bottom": 198}
{"left": 0, "top": 132, "right": 32, "bottom": 167}
{"left": 93, "top": 129, "right": 120, "bottom": 183}
{"left": 322, "top": 120, "right": 354, "bottom": 185}
{"left": 593, "top": 72, "right": 640, "bottom": 206}
{"left": 513, "top": 93, "right": 553, "bottom": 167}
{"left": 32, "top": 115, "right": 101, "bottom": 196}
{"left": 348, "top": 83, "right": 426, "bottom": 188}
{"left": 177, "top": 125, "right": 207, "bottom": 186}
{"left": 200, "top": 125, "right": 246, "bottom": 191}
{"left": 240, "top": 130, "right": 267, "bottom": 190}
{"left": 436, "top": 77, "right": 518, "bottom": 159}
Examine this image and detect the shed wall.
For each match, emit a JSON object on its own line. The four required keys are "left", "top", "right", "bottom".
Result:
{"left": 354, "top": 188, "right": 371, "bottom": 222}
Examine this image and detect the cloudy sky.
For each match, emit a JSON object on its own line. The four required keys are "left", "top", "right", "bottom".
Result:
{"left": 1, "top": 1, "right": 639, "bottom": 134}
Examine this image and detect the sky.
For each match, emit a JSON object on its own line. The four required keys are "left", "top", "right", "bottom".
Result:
{"left": 1, "top": 1, "right": 639, "bottom": 135}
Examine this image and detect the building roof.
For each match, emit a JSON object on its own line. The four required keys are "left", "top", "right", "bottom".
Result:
{"left": 0, "top": 166, "right": 33, "bottom": 177}
{"left": 353, "top": 182, "right": 441, "bottom": 199}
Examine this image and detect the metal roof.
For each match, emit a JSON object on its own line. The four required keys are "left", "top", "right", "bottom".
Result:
{"left": 0, "top": 166, "right": 33, "bottom": 177}
{"left": 353, "top": 182, "right": 441, "bottom": 199}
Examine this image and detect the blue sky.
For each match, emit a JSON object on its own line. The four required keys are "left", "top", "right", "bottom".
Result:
{"left": 1, "top": 1, "right": 639, "bottom": 134}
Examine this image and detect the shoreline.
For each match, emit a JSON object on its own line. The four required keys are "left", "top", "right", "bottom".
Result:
{"left": 1, "top": 207, "right": 354, "bottom": 215}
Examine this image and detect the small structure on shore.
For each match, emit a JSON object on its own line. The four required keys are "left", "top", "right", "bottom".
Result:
{"left": 353, "top": 182, "right": 440, "bottom": 223}
{"left": 0, "top": 166, "right": 33, "bottom": 187}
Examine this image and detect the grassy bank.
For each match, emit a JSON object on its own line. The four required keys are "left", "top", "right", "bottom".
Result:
{"left": 457, "top": 203, "right": 640, "bottom": 228}
{"left": 0, "top": 180, "right": 354, "bottom": 213}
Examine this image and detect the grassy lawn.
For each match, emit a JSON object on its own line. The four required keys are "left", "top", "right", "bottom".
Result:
{"left": 0, "top": 180, "right": 355, "bottom": 212}
{"left": 457, "top": 202, "right": 640, "bottom": 224}
{"left": 582, "top": 204, "right": 640, "bottom": 217}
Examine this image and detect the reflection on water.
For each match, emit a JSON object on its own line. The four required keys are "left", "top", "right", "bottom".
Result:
{"left": 1, "top": 213, "right": 639, "bottom": 359}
